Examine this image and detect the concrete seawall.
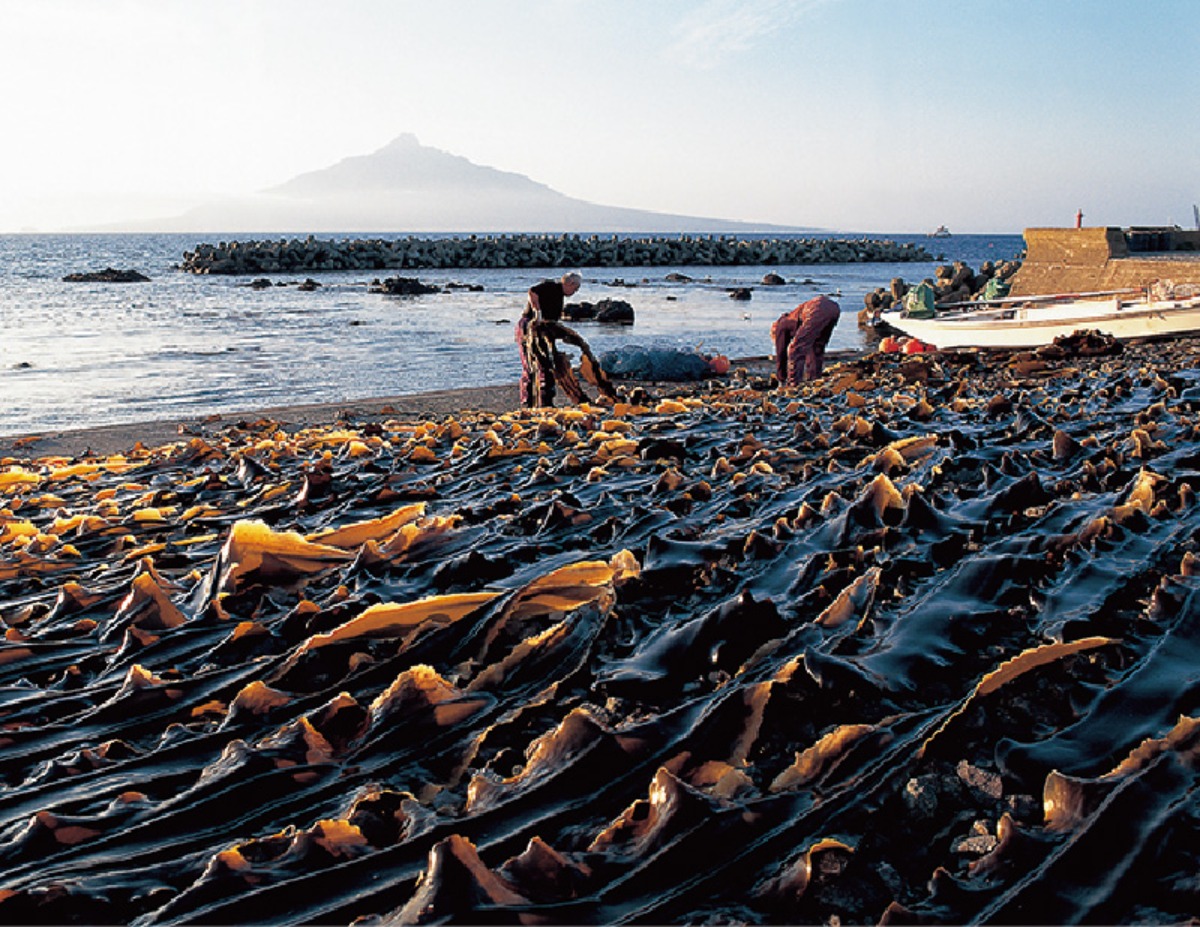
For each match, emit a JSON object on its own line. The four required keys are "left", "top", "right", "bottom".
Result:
{"left": 179, "top": 234, "right": 933, "bottom": 274}
{"left": 1010, "top": 227, "right": 1200, "bottom": 295}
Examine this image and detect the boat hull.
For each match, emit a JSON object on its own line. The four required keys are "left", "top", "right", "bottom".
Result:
{"left": 883, "top": 297, "right": 1200, "bottom": 350}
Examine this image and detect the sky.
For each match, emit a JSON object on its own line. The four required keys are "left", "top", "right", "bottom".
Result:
{"left": 1, "top": 0, "right": 1197, "bottom": 234}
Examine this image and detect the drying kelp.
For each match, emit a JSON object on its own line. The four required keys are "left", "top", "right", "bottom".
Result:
{"left": 2, "top": 336, "right": 1200, "bottom": 925}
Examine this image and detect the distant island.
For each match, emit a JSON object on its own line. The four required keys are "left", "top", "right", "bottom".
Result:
{"left": 117, "top": 134, "right": 812, "bottom": 235}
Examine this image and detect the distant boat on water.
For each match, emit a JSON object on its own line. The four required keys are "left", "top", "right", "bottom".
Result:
{"left": 929, "top": 225, "right": 952, "bottom": 238}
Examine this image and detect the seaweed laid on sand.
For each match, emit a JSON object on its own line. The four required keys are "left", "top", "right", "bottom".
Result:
{"left": 2, "top": 336, "right": 1200, "bottom": 924}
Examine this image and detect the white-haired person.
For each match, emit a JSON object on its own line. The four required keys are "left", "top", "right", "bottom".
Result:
{"left": 515, "top": 271, "right": 614, "bottom": 407}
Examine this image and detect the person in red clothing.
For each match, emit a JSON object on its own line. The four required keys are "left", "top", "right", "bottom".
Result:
{"left": 771, "top": 295, "right": 841, "bottom": 385}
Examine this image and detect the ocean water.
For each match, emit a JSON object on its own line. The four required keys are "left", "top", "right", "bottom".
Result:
{"left": 0, "top": 231, "right": 1023, "bottom": 436}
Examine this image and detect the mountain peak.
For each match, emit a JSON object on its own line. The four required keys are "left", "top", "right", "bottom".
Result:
{"left": 378, "top": 133, "right": 422, "bottom": 152}
{"left": 266, "top": 132, "right": 548, "bottom": 198}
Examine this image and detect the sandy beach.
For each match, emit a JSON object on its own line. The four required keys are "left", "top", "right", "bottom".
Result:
{"left": 0, "top": 383, "right": 521, "bottom": 459}
{"left": 0, "top": 357, "right": 781, "bottom": 460}
{"left": 2, "top": 339, "right": 1199, "bottom": 925}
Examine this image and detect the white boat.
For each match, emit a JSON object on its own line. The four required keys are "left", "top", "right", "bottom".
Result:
{"left": 882, "top": 289, "right": 1200, "bottom": 350}
{"left": 929, "top": 225, "right": 952, "bottom": 238}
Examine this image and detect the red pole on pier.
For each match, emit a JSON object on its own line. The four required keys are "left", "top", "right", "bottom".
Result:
{"left": 1075, "top": 208, "right": 1084, "bottom": 229}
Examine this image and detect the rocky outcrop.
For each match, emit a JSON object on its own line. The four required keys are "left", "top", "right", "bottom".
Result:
{"left": 179, "top": 235, "right": 933, "bottom": 275}
{"left": 62, "top": 268, "right": 150, "bottom": 283}
{"left": 859, "top": 259, "right": 1023, "bottom": 325}
{"left": 563, "top": 298, "right": 635, "bottom": 323}
{"left": 930, "top": 259, "right": 1022, "bottom": 304}
{"left": 368, "top": 276, "right": 440, "bottom": 296}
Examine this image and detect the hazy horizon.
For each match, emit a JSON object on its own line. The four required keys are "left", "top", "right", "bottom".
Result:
{"left": 3, "top": 0, "right": 1197, "bottom": 235}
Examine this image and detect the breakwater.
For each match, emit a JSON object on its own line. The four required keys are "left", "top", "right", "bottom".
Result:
{"left": 180, "top": 234, "right": 933, "bottom": 274}
{"left": 1010, "top": 226, "right": 1200, "bottom": 296}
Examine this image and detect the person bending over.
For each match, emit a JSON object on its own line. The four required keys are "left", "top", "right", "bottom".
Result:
{"left": 516, "top": 271, "right": 615, "bottom": 407}
{"left": 771, "top": 295, "right": 841, "bottom": 385}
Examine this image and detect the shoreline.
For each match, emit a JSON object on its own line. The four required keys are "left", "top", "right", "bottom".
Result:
{"left": 0, "top": 383, "right": 521, "bottom": 460}
{"left": 0, "top": 355, "right": 783, "bottom": 460}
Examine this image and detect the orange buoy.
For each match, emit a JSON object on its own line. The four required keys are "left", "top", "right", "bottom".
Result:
{"left": 709, "top": 354, "right": 731, "bottom": 375}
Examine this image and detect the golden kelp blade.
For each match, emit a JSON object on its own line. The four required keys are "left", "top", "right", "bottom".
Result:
{"left": 917, "top": 636, "right": 1116, "bottom": 758}
{"left": 580, "top": 352, "right": 617, "bottom": 399}
{"left": 306, "top": 503, "right": 426, "bottom": 549}
{"left": 216, "top": 521, "right": 354, "bottom": 592}
{"left": 1104, "top": 713, "right": 1200, "bottom": 780}
{"left": 973, "top": 637, "right": 1116, "bottom": 698}
{"left": 769, "top": 724, "right": 877, "bottom": 792}
{"left": 1043, "top": 714, "right": 1200, "bottom": 833}
{"left": 757, "top": 838, "right": 856, "bottom": 903}
{"left": 509, "top": 550, "right": 640, "bottom": 618}
{"left": 368, "top": 664, "right": 489, "bottom": 729}
{"left": 113, "top": 571, "right": 187, "bottom": 632}
{"left": 375, "top": 514, "right": 462, "bottom": 560}
{"left": 302, "top": 592, "right": 502, "bottom": 652}
{"left": 1112, "top": 467, "right": 1165, "bottom": 523}
{"left": 0, "top": 468, "right": 42, "bottom": 491}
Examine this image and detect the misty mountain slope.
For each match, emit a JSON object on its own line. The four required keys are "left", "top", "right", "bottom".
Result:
{"left": 129, "top": 134, "right": 803, "bottom": 234}
{"left": 268, "top": 133, "right": 555, "bottom": 197}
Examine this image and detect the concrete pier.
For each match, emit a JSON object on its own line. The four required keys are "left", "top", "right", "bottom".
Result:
{"left": 1010, "top": 226, "right": 1200, "bottom": 295}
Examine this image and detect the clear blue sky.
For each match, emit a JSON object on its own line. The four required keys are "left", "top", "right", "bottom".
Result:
{"left": 2, "top": 0, "right": 1197, "bottom": 233}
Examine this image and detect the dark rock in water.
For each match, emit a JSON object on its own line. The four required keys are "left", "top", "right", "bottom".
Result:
{"left": 762, "top": 272, "right": 787, "bottom": 286}
{"left": 665, "top": 272, "right": 693, "bottom": 283}
{"left": 594, "top": 298, "right": 635, "bottom": 324}
{"left": 563, "top": 301, "right": 598, "bottom": 321}
{"left": 297, "top": 278, "right": 321, "bottom": 291}
{"left": 62, "top": 267, "right": 149, "bottom": 283}
{"left": 564, "top": 299, "right": 634, "bottom": 323}
{"left": 370, "top": 276, "right": 439, "bottom": 296}
{"left": 248, "top": 278, "right": 273, "bottom": 289}
{"left": 729, "top": 287, "right": 753, "bottom": 301}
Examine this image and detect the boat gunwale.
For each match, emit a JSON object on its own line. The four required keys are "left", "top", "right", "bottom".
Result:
{"left": 901, "top": 299, "right": 1200, "bottom": 332}
{"left": 880, "top": 294, "right": 1200, "bottom": 349}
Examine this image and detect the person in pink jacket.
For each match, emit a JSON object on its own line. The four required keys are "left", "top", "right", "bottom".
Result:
{"left": 771, "top": 295, "right": 841, "bottom": 385}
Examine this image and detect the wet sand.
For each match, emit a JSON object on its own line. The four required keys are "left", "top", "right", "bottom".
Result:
{"left": 2, "top": 340, "right": 1200, "bottom": 925}
{"left": 0, "top": 384, "right": 523, "bottom": 460}
{"left": 0, "top": 359, "right": 780, "bottom": 460}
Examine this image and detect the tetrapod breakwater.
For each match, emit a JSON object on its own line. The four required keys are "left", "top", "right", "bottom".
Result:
{"left": 179, "top": 234, "right": 933, "bottom": 274}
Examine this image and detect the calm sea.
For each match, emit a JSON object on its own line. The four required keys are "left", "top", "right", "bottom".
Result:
{"left": 0, "top": 232, "right": 1023, "bottom": 436}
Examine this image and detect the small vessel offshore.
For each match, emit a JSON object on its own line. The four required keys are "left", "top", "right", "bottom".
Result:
{"left": 929, "top": 224, "right": 952, "bottom": 238}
